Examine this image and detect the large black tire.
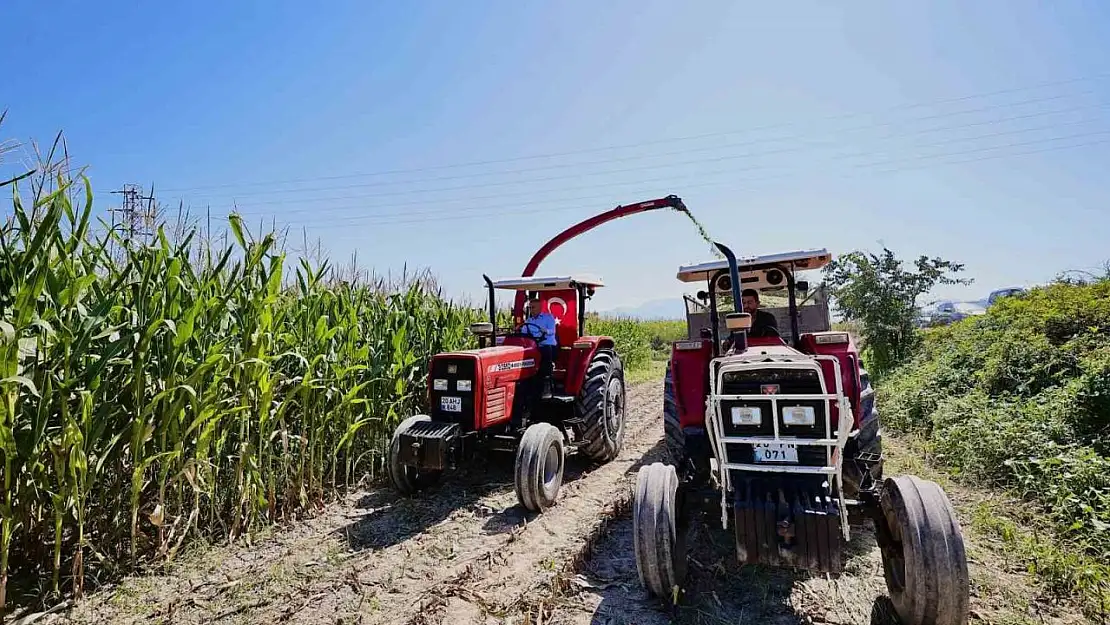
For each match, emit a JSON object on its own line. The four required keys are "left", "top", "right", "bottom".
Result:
{"left": 857, "top": 367, "right": 883, "bottom": 457}
{"left": 387, "top": 415, "right": 443, "bottom": 495}
{"left": 843, "top": 366, "right": 884, "bottom": 497}
{"left": 663, "top": 361, "right": 685, "bottom": 467}
{"left": 576, "top": 349, "right": 626, "bottom": 463}
{"left": 514, "top": 422, "right": 566, "bottom": 512}
{"left": 633, "top": 462, "right": 688, "bottom": 603}
{"left": 879, "top": 475, "right": 970, "bottom": 625}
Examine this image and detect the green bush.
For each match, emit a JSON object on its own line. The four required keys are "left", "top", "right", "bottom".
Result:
{"left": 881, "top": 277, "right": 1110, "bottom": 566}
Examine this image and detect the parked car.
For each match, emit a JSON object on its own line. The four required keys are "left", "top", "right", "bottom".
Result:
{"left": 987, "top": 287, "right": 1026, "bottom": 307}
{"left": 919, "top": 300, "right": 984, "bottom": 327}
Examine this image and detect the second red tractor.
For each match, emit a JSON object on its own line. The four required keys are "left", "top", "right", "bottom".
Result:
{"left": 387, "top": 195, "right": 690, "bottom": 512}
{"left": 634, "top": 242, "right": 970, "bottom": 625}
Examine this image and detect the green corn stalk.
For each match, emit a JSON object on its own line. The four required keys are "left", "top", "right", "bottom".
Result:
{"left": 0, "top": 162, "right": 489, "bottom": 610}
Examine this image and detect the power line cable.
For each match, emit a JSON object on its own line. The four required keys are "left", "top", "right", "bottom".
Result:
{"left": 215, "top": 110, "right": 1110, "bottom": 219}
{"left": 158, "top": 91, "right": 1105, "bottom": 202}
{"left": 154, "top": 73, "right": 1110, "bottom": 193}
{"left": 267, "top": 130, "right": 1110, "bottom": 229}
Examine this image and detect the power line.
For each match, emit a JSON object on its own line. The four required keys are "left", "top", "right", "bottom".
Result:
{"left": 159, "top": 90, "right": 1107, "bottom": 202}
{"left": 153, "top": 73, "right": 1110, "bottom": 194}
{"left": 162, "top": 102, "right": 1110, "bottom": 219}
{"left": 190, "top": 112, "right": 1110, "bottom": 229}
{"left": 216, "top": 111, "right": 1110, "bottom": 220}
{"left": 264, "top": 130, "right": 1110, "bottom": 230}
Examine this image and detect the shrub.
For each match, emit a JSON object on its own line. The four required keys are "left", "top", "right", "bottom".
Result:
{"left": 879, "top": 276, "right": 1110, "bottom": 570}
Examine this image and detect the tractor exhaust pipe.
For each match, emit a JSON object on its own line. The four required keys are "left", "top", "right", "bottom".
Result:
{"left": 714, "top": 242, "right": 743, "bottom": 314}
{"left": 714, "top": 242, "right": 750, "bottom": 353}
{"left": 483, "top": 274, "right": 497, "bottom": 348}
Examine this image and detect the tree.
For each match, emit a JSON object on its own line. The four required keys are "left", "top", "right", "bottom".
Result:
{"left": 824, "top": 248, "right": 971, "bottom": 376}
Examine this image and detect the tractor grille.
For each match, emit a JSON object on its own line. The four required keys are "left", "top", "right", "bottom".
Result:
{"left": 485, "top": 387, "right": 507, "bottom": 423}
{"left": 721, "top": 368, "right": 824, "bottom": 395}
{"left": 429, "top": 357, "right": 477, "bottom": 430}
{"left": 719, "top": 368, "right": 828, "bottom": 440}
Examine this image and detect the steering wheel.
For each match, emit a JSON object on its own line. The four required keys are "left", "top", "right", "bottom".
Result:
{"left": 515, "top": 321, "right": 550, "bottom": 343}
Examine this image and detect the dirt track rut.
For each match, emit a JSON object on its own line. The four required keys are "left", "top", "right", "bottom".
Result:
{"left": 48, "top": 378, "right": 1086, "bottom": 625}
{"left": 55, "top": 379, "right": 666, "bottom": 625}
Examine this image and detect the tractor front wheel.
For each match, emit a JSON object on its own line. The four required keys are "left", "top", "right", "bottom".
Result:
{"left": 576, "top": 349, "right": 626, "bottom": 464}
{"left": 878, "top": 475, "right": 970, "bottom": 625}
{"left": 387, "top": 415, "right": 443, "bottom": 495}
{"left": 633, "top": 462, "right": 688, "bottom": 604}
{"left": 514, "top": 422, "right": 566, "bottom": 512}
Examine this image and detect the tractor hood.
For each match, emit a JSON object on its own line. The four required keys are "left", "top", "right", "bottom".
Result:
{"left": 436, "top": 345, "right": 528, "bottom": 358}
{"left": 733, "top": 343, "right": 806, "bottom": 359}
{"left": 433, "top": 344, "right": 541, "bottom": 379}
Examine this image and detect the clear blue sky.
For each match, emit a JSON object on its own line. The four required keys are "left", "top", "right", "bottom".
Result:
{"left": 3, "top": 1, "right": 1109, "bottom": 311}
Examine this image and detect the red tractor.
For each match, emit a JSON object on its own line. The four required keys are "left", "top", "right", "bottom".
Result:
{"left": 634, "top": 243, "right": 970, "bottom": 625}
{"left": 387, "top": 195, "right": 689, "bottom": 512}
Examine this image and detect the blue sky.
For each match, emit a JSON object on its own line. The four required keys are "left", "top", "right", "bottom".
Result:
{"left": 3, "top": 1, "right": 1110, "bottom": 311}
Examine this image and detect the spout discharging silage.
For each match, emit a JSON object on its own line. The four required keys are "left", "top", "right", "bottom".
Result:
{"left": 673, "top": 206, "right": 724, "bottom": 259}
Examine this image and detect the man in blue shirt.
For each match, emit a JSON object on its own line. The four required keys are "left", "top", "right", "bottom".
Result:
{"left": 522, "top": 291, "right": 558, "bottom": 399}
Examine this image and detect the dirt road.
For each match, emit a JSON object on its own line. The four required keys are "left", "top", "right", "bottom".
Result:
{"left": 53, "top": 379, "right": 665, "bottom": 625}
{"left": 48, "top": 379, "right": 1085, "bottom": 625}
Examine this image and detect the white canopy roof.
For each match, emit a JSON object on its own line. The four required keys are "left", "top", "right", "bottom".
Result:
{"left": 490, "top": 275, "right": 605, "bottom": 291}
{"left": 677, "top": 248, "right": 831, "bottom": 283}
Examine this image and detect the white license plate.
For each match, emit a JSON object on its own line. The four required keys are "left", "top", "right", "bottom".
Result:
{"left": 440, "top": 396, "right": 462, "bottom": 412}
{"left": 753, "top": 442, "right": 798, "bottom": 463}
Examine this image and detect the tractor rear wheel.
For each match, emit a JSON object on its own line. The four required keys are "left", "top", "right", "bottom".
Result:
{"left": 387, "top": 415, "right": 443, "bottom": 495}
{"left": 844, "top": 367, "right": 884, "bottom": 497}
{"left": 514, "top": 422, "right": 566, "bottom": 512}
{"left": 663, "top": 361, "right": 685, "bottom": 468}
{"left": 633, "top": 462, "right": 688, "bottom": 604}
{"left": 576, "top": 349, "right": 626, "bottom": 463}
{"left": 878, "top": 475, "right": 970, "bottom": 625}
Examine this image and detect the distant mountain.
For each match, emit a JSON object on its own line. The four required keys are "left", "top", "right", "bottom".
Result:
{"left": 602, "top": 298, "right": 686, "bottom": 320}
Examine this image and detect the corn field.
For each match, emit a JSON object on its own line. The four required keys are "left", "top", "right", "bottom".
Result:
{"left": 0, "top": 174, "right": 482, "bottom": 608}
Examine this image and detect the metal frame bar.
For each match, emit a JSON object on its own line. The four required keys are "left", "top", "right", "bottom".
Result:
{"left": 706, "top": 354, "right": 854, "bottom": 538}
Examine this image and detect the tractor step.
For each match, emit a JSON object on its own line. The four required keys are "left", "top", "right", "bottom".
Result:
{"left": 541, "top": 394, "right": 576, "bottom": 405}
{"left": 489, "top": 434, "right": 519, "bottom": 453}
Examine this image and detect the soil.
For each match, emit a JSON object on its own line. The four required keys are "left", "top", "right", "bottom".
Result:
{"left": 34, "top": 378, "right": 1088, "bottom": 625}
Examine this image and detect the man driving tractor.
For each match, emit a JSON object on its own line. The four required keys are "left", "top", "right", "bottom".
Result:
{"left": 522, "top": 291, "right": 557, "bottom": 399}
{"left": 742, "top": 288, "right": 779, "bottom": 338}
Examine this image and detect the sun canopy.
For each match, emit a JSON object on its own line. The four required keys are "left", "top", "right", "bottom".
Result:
{"left": 676, "top": 249, "right": 831, "bottom": 283}
{"left": 490, "top": 275, "right": 605, "bottom": 291}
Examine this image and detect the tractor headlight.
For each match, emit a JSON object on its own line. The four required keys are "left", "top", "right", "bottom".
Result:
{"left": 456, "top": 379, "right": 472, "bottom": 392}
{"left": 782, "top": 406, "right": 816, "bottom": 426}
{"left": 730, "top": 406, "right": 762, "bottom": 426}
{"left": 433, "top": 378, "right": 448, "bottom": 391}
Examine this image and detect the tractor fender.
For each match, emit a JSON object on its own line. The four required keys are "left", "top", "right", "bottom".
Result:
{"left": 562, "top": 335, "right": 615, "bottom": 396}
